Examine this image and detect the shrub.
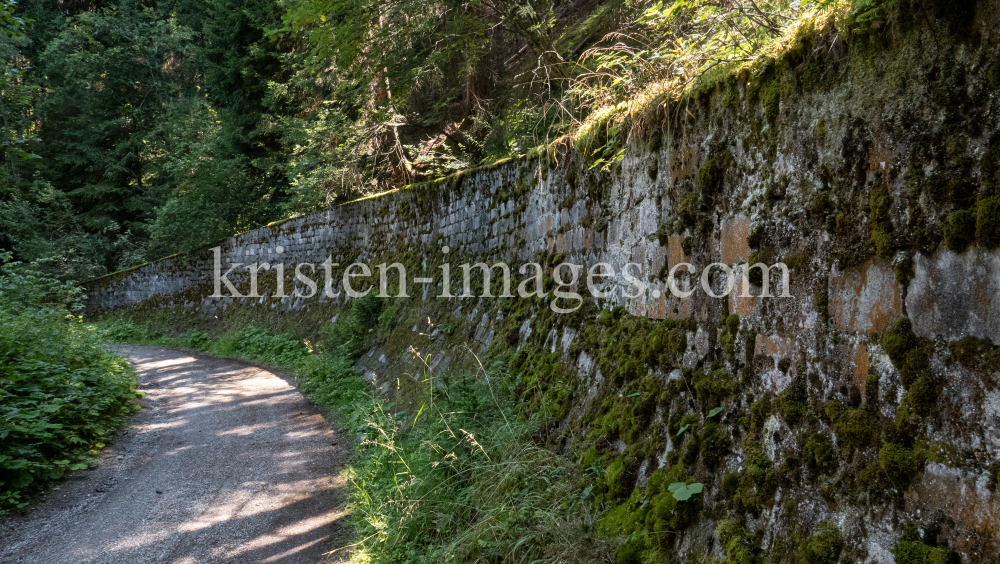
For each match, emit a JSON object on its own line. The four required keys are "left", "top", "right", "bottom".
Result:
{"left": 0, "top": 257, "right": 139, "bottom": 512}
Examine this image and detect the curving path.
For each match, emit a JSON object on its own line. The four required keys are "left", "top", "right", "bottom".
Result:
{"left": 0, "top": 346, "right": 350, "bottom": 564}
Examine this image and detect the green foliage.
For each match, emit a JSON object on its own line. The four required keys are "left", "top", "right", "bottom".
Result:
{"left": 0, "top": 256, "right": 138, "bottom": 512}
{"left": 34, "top": 1, "right": 196, "bottom": 270}
{"left": 349, "top": 363, "right": 603, "bottom": 563}
{"left": 145, "top": 98, "right": 253, "bottom": 257}
{"left": 668, "top": 480, "right": 703, "bottom": 501}
{"left": 102, "top": 302, "right": 608, "bottom": 563}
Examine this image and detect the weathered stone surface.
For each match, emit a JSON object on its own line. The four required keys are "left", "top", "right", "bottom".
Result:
{"left": 828, "top": 259, "right": 902, "bottom": 334}
{"left": 907, "top": 248, "right": 1000, "bottom": 344}
{"left": 720, "top": 215, "right": 751, "bottom": 265}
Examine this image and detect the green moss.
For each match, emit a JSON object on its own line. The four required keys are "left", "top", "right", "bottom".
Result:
{"left": 948, "top": 336, "right": 1000, "bottom": 390}
{"left": 879, "top": 442, "right": 916, "bottom": 489}
{"left": 606, "top": 457, "right": 634, "bottom": 501}
{"left": 824, "top": 401, "right": 878, "bottom": 455}
{"left": 882, "top": 318, "right": 933, "bottom": 389}
{"left": 943, "top": 208, "right": 976, "bottom": 254}
{"left": 777, "top": 377, "right": 808, "bottom": 426}
{"left": 811, "top": 191, "right": 833, "bottom": 218}
{"left": 989, "top": 63, "right": 1000, "bottom": 90}
{"left": 716, "top": 520, "right": 759, "bottom": 564}
{"left": 905, "top": 374, "right": 939, "bottom": 417}
{"left": 835, "top": 212, "right": 851, "bottom": 236}
{"left": 805, "top": 433, "right": 835, "bottom": 471}
{"left": 720, "top": 333, "right": 736, "bottom": 360}
{"left": 869, "top": 179, "right": 895, "bottom": 258}
{"left": 865, "top": 370, "right": 880, "bottom": 407}
{"left": 647, "top": 128, "right": 662, "bottom": 153}
{"left": 730, "top": 438, "right": 774, "bottom": 516}
{"left": 726, "top": 314, "right": 740, "bottom": 335}
{"left": 744, "top": 393, "right": 773, "bottom": 434}
{"left": 698, "top": 157, "right": 721, "bottom": 195}
{"left": 699, "top": 423, "right": 730, "bottom": 468}
{"left": 814, "top": 117, "right": 826, "bottom": 138}
{"left": 694, "top": 369, "right": 737, "bottom": 401}
{"left": 677, "top": 191, "right": 699, "bottom": 228}
{"left": 600, "top": 462, "right": 702, "bottom": 554}
{"left": 871, "top": 230, "right": 894, "bottom": 259}
{"left": 893, "top": 528, "right": 958, "bottom": 564}
{"left": 799, "top": 521, "right": 843, "bottom": 564}
{"left": 762, "top": 80, "right": 781, "bottom": 124}
{"left": 976, "top": 196, "right": 1000, "bottom": 250}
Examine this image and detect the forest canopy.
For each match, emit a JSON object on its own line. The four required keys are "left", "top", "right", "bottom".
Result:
{"left": 0, "top": 0, "right": 836, "bottom": 279}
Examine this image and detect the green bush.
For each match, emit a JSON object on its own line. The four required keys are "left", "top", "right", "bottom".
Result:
{"left": 0, "top": 257, "right": 139, "bottom": 512}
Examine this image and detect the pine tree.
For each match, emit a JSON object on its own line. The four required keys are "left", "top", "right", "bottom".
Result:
{"left": 33, "top": 0, "right": 193, "bottom": 269}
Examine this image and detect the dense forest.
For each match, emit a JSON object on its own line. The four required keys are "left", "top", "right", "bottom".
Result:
{"left": 0, "top": 0, "right": 836, "bottom": 280}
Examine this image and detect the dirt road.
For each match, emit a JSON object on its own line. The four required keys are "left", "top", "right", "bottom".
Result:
{"left": 0, "top": 346, "right": 350, "bottom": 564}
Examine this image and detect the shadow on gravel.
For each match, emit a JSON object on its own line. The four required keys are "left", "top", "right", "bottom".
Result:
{"left": 0, "top": 346, "right": 351, "bottom": 564}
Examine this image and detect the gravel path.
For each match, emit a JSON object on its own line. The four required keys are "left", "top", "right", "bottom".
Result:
{"left": 0, "top": 345, "right": 350, "bottom": 564}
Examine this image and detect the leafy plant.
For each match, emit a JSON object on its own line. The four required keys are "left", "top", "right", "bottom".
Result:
{"left": 0, "top": 256, "right": 139, "bottom": 512}
{"left": 668, "top": 481, "right": 704, "bottom": 501}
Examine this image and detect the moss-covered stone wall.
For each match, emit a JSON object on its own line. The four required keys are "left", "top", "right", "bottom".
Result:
{"left": 84, "top": 2, "right": 1000, "bottom": 561}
